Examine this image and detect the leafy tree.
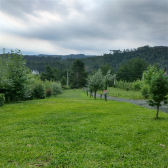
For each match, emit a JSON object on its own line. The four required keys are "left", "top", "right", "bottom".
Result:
{"left": 0, "top": 49, "right": 30, "bottom": 102}
{"left": 147, "top": 70, "right": 168, "bottom": 119}
{"left": 87, "top": 69, "right": 104, "bottom": 99}
{"left": 142, "top": 65, "right": 159, "bottom": 85}
{"left": 116, "top": 57, "right": 148, "bottom": 82}
{"left": 100, "top": 63, "right": 113, "bottom": 76}
{"left": 70, "top": 59, "right": 88, "bottom": 87}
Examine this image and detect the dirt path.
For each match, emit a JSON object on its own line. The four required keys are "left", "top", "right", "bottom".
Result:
{"left": 96, "top": 93, "right": 168, "bottom": 113}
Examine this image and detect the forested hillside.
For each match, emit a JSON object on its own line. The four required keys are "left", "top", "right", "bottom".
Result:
{"left": 21, "top": 46, "right": 167, "bottom": 73}
{"left": 1, "top": 46, "right": 167, "bottom": 74}
{"left": 81, "top": 46, "right": 168, "bottom": 73}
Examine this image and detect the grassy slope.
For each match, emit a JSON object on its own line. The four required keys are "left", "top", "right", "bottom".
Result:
{"left": 0, "top": 90, "right": 168, "bottom": 167}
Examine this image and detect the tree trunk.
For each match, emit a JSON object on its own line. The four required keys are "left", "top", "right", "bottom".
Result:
{"left": 94, "top": 91, "right": 96, "bottom": 99}
{"left": 90, "top": 92, "right": 92, "bottom": 97}
{"left": 156, "top": 106, "right": 159, "bottom": 119}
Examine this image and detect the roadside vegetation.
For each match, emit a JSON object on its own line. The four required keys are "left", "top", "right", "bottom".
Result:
{"left": 0, "top": 90, "right": 168, "bottom": 167}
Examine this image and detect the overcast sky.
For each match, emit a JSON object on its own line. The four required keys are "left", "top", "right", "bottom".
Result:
{"left": 0, "top": 0, "right": 167, "bottom": 55}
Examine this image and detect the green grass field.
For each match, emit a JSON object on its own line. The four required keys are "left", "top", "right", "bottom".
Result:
{"left": 99, "top": 87, "right": 145, "bottom": 100}
{"left": 0, "top": 90, "right": 168, "bottom": 167}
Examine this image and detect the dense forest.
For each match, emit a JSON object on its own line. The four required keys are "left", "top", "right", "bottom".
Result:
{"left": 21, "top": 45, "right": 168, "bottom": 74}
{"left": 1, "top": 45, "right": 167, "bottom": 83}
{"left": 81, "top": 45, "right": 168, "bottom": 73}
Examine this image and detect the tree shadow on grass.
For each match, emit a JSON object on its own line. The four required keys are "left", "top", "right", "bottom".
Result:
{"left": 151, "top": 116, "right": 168, "bottom": 121}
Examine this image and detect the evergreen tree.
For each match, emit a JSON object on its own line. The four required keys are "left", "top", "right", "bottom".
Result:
{"left": 70, "top": 59, "right": 88, "bottom": 87}
{"left": 61, "top": 76, "right": 67, "bottom": 86}
{"left": 116, "top": 57, "right": 148, "bottom": 82}
{"left": 40, "top": 65, "right": 61, "bottom": 81}
{"left": 147, "top": 70, "right": 168, "bottom": 119}
{"left": 100, "top": 63, "right": 113, "bottom": 76}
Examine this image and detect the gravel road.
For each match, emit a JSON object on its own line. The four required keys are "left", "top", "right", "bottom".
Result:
{"left": 97, "top": 94, "right": 168, "bottom": 113}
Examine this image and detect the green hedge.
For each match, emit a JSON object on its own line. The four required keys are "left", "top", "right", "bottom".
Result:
{"left": 0, "top": 94, "right": 5, "bottom": 106}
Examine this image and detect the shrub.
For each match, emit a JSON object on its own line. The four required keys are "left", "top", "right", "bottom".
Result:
{"left": 33, "top": 83, "right": 45, "bottom": 99}
{"left": 44, "top": 79, "right": 52, "bottom": 90}
{"left": 133, "top": 80, "right": 141, "bottom": 91}
{"left": 0, "top": 94, "right": 5, "bottom": 106}
{"left": 24, "top": 89, "right": 33, "bottom": 100}
{"left": 45, "top": 88, "right": 52, "bottom": 97}
{"left": 141, "top": 84, "right": 150, "bottom": 99}
{"left": 115, "top": 80, "right": 133, "bottom": 90}
{"left": 62, "top": 86, "right": 70, "bottom": 90}
{"left": 52, "top": 83, "right": 63, "bottom": 96}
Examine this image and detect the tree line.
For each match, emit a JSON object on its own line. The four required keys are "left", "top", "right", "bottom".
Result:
{"left": 1, "top": 48, "right": 168, "bottom": 119}
{"left": 17, "top": 45, "right": 168, "bottom": 75}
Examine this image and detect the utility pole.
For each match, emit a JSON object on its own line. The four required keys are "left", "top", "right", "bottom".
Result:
{"left": 67, "top": 69, "right": 69, "bottom": 86}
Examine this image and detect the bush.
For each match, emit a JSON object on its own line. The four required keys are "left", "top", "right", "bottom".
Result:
{"left": 115, "top": 80, "right": 133, "bottom": 90}
{"left": 0, "top": 94, "right": 5, "bottom": 106}
{"left": 44, "top": 79, "right": 52, "bottom": 90}
{"left": 24, "top": 89, "right": 33, "bottom": 100}
{"left": 62, "top": 86, "right": 70, "bottom": 90}
{"left": 33, "top": 84, "right": 45, "bottom": 99}
{"left": 141, "top": 85, "right": 150, "bottom": 99}
{"left": 52, "top": 83, "right": 63, "bottom": 96}
{"left": 133, "top": 80, "right": 141, "bottom": 91}
{"left": 45, "top": 88, "right": 52, "bottom": 97}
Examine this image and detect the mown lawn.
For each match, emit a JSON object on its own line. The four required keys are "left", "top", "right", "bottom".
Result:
{"left": 0, "top": 89, "right": 168, "bottom": 167}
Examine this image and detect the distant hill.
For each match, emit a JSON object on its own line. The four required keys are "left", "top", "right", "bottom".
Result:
{"left": 1, "top": 46, "right": 167, "bottom": 74}
{"left": 28, "top": 54, "right": 96, "bottom": 59}
{"left": 80, "top": 45, "right": 168, "bottom": 72}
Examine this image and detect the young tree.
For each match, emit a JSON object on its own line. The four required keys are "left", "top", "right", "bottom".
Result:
{"left": 104, "top": 69, "right": 114, "bottom": 101}
{"left": 142, "top": 65, "right": 159, "bottom": 85}
{"left": 147, "top": 70, "right": 168, "bottom": 119}
{"left": 88, "top": 69, "right": 104, "bottom": 99}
